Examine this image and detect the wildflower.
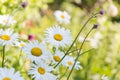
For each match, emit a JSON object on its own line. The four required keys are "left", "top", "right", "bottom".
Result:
{"left": 54, "top": 10, "right": 71, "bottom": 24}
{"left": 23, "top": 40, "right": 50, "bottom": 62}
{"left": 0, "top": 14, "right": 16, "bottom": 26}
{"left": 14, "top": 41, "right": 26, "bottom": 48}
{"left": 28, "top": 60, "right": 57, "bottom": 80}
{"left": 0, "top": 28, "right": 19, "bottom": 46}
{"left": 45, "top": 25, "right": 72, "bottom": 48}
{"left": 28, "top": 34, "right": 35, "bottom": 41}
{"left": 0, "top": 68, "right": 24, "bottom": 80}
{"left": 62, "top": 56, "right": 82, "bottom": 70}
{"left": 52, "top": 50, "right": 64, "bottom": 64}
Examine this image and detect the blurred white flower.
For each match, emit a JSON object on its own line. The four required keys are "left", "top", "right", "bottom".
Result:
{"left": 1, "top": 0, "right": 6, "bottom": 3}
{"left": 0, "top": 68, "right": 24, "bottom": 80}
{"left": 89, "top": 32, "right": 102, "bottom": 48}
{"left": 0, "top": 28, "right": 19, "bottom": 46}
{"left": 54, "top": 10, "right": 71, "bottom": 24}
{"left": 91, "top": 74, "right": 100, "bottom": 80}
{"left": 108, "top": 3, "right": 118, "bottom": 17}
{"left": 105, "top": 56, "right": 112, "bottom": 63}
{"left": 101, "top": 75, "right": 110, "bottom": 80}
{"left": 62, "top": 56, "right": 82, "bottom": 70}
{"left": 78, "top": 36, "right": 90, "bottom": 42}
{"left": 75, "top": 0, "right": 81, "bottom": 4}
{"left": 0, "top": 14, "right": 16, "bottom": 26}
{"left": 45, "top": 25, "right": 72, "bottom": 48}
{"left": 29, "top": 60, "right": 57, "bottom": 80}
{"left": 97, "top": 16, "right": 107, "bottom": 24}
{"left": 94, "top": 32, "right": 102, "bottom": 40}
{"left": 15, "top": 41, "right": 26, "bottom": 48}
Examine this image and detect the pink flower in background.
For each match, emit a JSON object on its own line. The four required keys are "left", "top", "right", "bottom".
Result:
{"left": 28, "top": 34, "right": 35, "bottom": 41}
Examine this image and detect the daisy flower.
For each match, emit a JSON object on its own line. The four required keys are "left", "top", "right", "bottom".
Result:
{"left": 51, "top": 50, "right": 64, "bottom": 65}
{"left": 54, "top": 10, "right": 71, "bottom": 24}
{"left": 45, "top": 25, "right": 72, "bottom": 48}
{"left": 28, "top": 60, "right": 57, "bottom": 80}
{"left": 23, "top": 40, "right": 50, "bottom": 62}
{"left": 62, "top": 56, "right": 82, "bottom": 70}
{"left": 14, "top": 41, "right": 26, "bottom": 48}
{"left": 0, "top": 14, "right": 16, "bottom": 26}
{"left": 0, "top": 28, "right": 19, "bottom": 46}
{"left": 0, "top": 68, "right": 24, "bottom": 80}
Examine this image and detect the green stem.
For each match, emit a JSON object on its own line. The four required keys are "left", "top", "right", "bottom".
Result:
{"left": 67, "top": 27, "right": 94, "bottom": 80}
{"left": 68, "top": 48, "right": 94, "bottom": 54}
{"left": 18, "top": 49, "right": 22, "bottom": 66}
{"left": 54, "top": 13, "right": 98, "bottom": 68}
{"left": 2, "top": 46, "right": 5, "bottom": 67}
{"left": 59, "top": 67, "right": 69, "bottom": 80}
{"left": 84, "top": 53, "right": 93, "bottom": 80}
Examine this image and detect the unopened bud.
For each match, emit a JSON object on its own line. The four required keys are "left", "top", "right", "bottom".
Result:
{"left": 93, "top": 24, "right": 98, "bottom": 29}
{"left": 21, "top": 1, "right": 27, "bottom": 8}
{"left": 99, "top": 10, "right": 105, "bottom": 15}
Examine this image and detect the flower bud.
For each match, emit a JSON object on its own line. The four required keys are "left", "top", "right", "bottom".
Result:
{"left": 93, "top": 24, "right": 98, "bottom": 29}
{"left": 28, "top": 34, "right": 35, "bottom": 41}
{"left": 99, "top": 10, "right": 105, "bottom": 15}
{"left": 21, "top": 1, "right": 27, "bottom": 8}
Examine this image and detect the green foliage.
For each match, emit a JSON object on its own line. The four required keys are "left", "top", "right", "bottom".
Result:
{"left": 0, "top": 0, "right": 120, "bottom": 80}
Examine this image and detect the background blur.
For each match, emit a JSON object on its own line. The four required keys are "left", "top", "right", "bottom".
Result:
{"left": 0, "top": 0, "right": 120, "bottom": 80}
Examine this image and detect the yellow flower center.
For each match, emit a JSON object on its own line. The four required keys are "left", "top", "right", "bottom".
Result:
{"left": 20, "top": 43, "right": 25, "bottom": 47}
{"left": 38, "top": 67, "right": 46, "bottom": 75}
{"left": 68, "top": 61, "right": 73, "bottom": 66}
{"left": 53, "top": 56, "right": 60, "bottom": 62}
{"left": 61, "top": 15, "right": 65, "bottom": 19}
{"left": 3, "top": 77, "right": 11, "bottom": 80}
{"left": 54, "top": 34, "right": 63, "bottom": 41}
{"left": 1, "top": 35, "right": 10, "bottom": 40}
{"left": 3, "top": 19, "right": 8, "bottom": 23}
{"left": 31, "top": 47, "right": 42, "bottom": 57}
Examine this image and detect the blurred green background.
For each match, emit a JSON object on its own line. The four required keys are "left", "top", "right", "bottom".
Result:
{"left": 1, "top": 0, "right": 120, "bottom": 80}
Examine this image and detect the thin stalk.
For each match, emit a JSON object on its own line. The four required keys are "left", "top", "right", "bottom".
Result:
{"left": 78, "top": 48, "right": 94, "bottom": 56}
{"left": 59, "top": 67, "right": 69, "bottom": 80}
{"left": 2, "top": 46, "right": 5, "bottom": 67}
{"left": 54, "top": 13, "right": 98, "bottom": 68}
{"left": 84, "top": 53, "right": 93, "bottom": 80}
{"left": 18, "top": 49, "right": 22, "bottom": 66}
{"left": 68, "top": 48, "right": 94, "bottom": 54}
{"left": 67, "top": 27, "right": 94, "bottom": 80}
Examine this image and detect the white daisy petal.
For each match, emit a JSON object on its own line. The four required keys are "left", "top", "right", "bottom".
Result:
{"left": 0, "top": 28, "right": 19, "bottom": 46}
{"left": 0, "top": 14, "right": 16, "bottom": 26}
{"left": 29, "top": 59, "right": 57, "bottom": 80}
{"left": 51, "top": 50, "right": 64, "bottom": 65}
{"left": 0, "top": 68, "right": 24, "bottom": 80}
{"left": 14, "top": 41, "right": 26, "bottom": 48}
{"left": 62, "top": 56, "right": 82, "bottom": 70}
{"left": 23, "top": 40, "right": 51, "bottom": 62}
{"left": 45, "top": 25, "right": 72, "bottom": 48}
{"left": 54, "top": 10, "right": 71, "bottom": 24}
